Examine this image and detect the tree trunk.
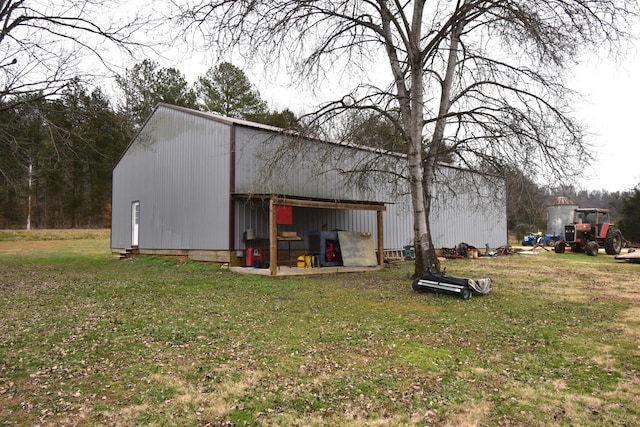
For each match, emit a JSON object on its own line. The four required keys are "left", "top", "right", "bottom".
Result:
{"left": 408, "top": 135, "right": 433, "bottom": 279}
{"left": 419, "top": 155, "right": 441, "bottom": 276}
{"left": 406, "top": 0, "right": 441, "bottom": 278}
{"left": 415, "top": 20, "right": 464, "bottom": 277}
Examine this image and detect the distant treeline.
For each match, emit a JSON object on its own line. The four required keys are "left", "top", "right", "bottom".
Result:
{"left": 0, "top": 83, "right": 130, "bottom": 228}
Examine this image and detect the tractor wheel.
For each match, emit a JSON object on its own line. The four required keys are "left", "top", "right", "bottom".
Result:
{"left": 586, "top": 241, "right": 599, "bottom": 256}
{"left": 604, "top": 228, "right": 623, "bottom": 255}
{"left": 554, "top": 241, "right": 565, "bottom": 254}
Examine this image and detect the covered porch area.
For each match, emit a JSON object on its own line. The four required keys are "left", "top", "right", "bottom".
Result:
{"left": 232, "top": 194, "right": 387, "bottom": 276}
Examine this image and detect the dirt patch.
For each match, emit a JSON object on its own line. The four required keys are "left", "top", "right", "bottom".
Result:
{"left": 0, "top": 238, "right": 110, "bottom": 255}
{"left": 0, "top": 241, "right": 67, "bottom": 251}
{"left": 0, "top": 229, "right": 110, "bottom": 242}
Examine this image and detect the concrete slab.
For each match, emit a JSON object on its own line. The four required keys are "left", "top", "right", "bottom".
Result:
{"left": 229, "top": 265, "right": 383, "bottom": 276}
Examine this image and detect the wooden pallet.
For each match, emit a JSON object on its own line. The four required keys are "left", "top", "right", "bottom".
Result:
{"left": 383, "top": 249, "right": 407, "bottom": 261}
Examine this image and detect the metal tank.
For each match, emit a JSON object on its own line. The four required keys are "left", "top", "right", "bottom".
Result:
{"left": 547, "top": 197, "right": 579, "bottom": 234}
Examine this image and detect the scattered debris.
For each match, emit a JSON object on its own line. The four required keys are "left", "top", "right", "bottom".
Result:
{"left": 441, "top": 246, "right": 464, "bottom": 259}
{"left": 515, "top": 242, "right": 550, "bottom": 254}
{"left": 522, "top": 241, "right": 551, "bottom": 252}
{"left": 441, "top": 243, "right": 515, "bottom": 258}
{"left": 441, "top": 242, "right": 479, "bottom": 259}
{"left": 495, "top": 245, "right": 514, "bottom": 256}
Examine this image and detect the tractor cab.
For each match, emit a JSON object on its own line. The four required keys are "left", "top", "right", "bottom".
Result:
{"left": 575, "top": 209, "right": 608, "bottom": 225}
{"left": 573, "top": 209, "right": 610, "bottom": 240}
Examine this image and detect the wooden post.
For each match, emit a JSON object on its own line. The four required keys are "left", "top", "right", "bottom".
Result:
{"left": 377, "top": 209, "right": 384, "bottom": 267}
{"left": 269, "top": 197, "right": 278, "bottom": 276}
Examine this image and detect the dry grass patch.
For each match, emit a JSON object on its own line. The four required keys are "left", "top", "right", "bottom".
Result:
{"left": 441, "top": 400, "right": 492, "bottom": 427}
{"left": 620, "top": 306, "right": 640, "bottom": 341}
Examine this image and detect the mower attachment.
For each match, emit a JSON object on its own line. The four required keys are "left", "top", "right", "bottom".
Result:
{"left": 412, "top": 269, "right": 492, "bottom": 300}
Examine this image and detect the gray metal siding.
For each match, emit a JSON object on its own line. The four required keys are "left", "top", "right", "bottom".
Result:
{"left": 235, "top": 126, "right": 394, "bottom": 203}
{"left": 383, "top": 199, "right": 414, "bottom": 249}
{"left": 372, "top": 172, "right": 507, "bottom": 251}
{"left": 112, "top": 105, "right": 231, "bottom": 250}
{"left": 430, "top": 168, "right": 507, "bottom": 248}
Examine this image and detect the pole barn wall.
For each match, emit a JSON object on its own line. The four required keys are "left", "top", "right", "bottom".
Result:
{"left": 233, "top": 123, "right": 506, "bottom": 250}
{"left": 234, "top": 125, "right": 395, "bottom": 203}
{"left": 233, "top": 124, "right": 417, "bottom": 250}
{"left": 111, "top": 105, "right": 232, "bottom": 251}
{"left": 430, "top": 167, "right": 507, "bottom": 249}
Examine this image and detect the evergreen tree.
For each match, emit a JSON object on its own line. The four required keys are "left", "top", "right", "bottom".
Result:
{"left": 0, "top": 81, "right": 131, "bottom": 228}
{"left": 195, "top": 62, "right": 268, "bottom": 120}
{"left": 0, "top": 97, "right": 47, "bottom": 227}
{"left": 617, "top": 186, "right": 640, "bottom": 243}
{"left": 117, "top": 59, "right": 197, "bottom": 128}
{"left": 259, "top": 108, "right": 301, "bottom": 130}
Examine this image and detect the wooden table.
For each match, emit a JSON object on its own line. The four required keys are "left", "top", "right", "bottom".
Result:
{"left": 277, "top": 235, "right": 303, "bottom": 267}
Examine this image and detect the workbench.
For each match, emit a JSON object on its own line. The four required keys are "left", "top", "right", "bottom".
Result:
{"left": 277, "top": 235, "right": 303, "bottom": 267}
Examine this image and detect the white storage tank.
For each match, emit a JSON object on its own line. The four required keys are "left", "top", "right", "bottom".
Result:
{"left": 547, "top": 197, "right": 578, "bottom": 234}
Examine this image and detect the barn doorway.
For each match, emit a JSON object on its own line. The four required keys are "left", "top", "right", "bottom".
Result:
{"left": 131, "top": 201, "right": 140, "bottom": 247}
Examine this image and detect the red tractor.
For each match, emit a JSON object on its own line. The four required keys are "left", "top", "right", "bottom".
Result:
{"left": 554, "top": 208, "right": 623, "bottom": 256}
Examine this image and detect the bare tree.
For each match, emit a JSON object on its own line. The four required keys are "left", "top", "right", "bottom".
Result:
{"left": 0, "top": 0, "right": 156, "bottom": 110}
{"left": 175, "top": 0, "right": 637, "bottom": 276}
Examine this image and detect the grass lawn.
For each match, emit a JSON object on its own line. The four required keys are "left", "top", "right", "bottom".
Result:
{"left": 0, "top": 230, "right": 639, "bottom": 426}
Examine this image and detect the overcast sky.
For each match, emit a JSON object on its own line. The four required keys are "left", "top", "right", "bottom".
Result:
{"left": 148, "top": 9, "right": 640, "bottom": 194}
{"left": 569, "top": 51, "right": 640, "bottom": 193}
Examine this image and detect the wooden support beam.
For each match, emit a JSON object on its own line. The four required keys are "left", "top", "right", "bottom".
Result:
{"left": 269, "top": 197, "right": 278, "bottom": 276}
{"left": 271, "top": 197, "right": 385, "bottom": 212}
{"left": 377, "top": 210, "right": 384, "bottom": 267}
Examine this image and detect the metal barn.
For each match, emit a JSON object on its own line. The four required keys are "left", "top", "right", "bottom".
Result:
{"left": 111, "top": 103, "right": 507, "bottom": 275}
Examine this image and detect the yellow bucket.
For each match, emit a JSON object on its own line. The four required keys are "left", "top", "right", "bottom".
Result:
{"left": 304, "top": 255, "right": 314, "bottom": 268}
